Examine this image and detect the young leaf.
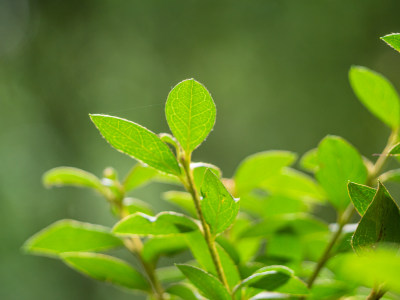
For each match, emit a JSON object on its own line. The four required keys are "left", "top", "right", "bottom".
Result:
{"left": 61, "top": 252, "right": 150, "bottom": 292}
{"left": 163, "top": 191, "right": 197, "bottom": 217}
{"left": 235, "top": 151, "right": 297, "bottom": 194}
{"left": 347, "top": 182, "right": 376, "bottom": 216}
{"left": 379, "top": 168, "right": 400, "bottom": 183}
{"left": 299, "top": 148, "right": 319, "bottom": 173}
{"left": 233, "top": 266, "right": 308, "bottom": 296}
{"left": 201, "top": 169, "right": 240, "bottom": 234}
{"left": 123, "top": 163, "right": 158, "bottom": 192}
{"left": 142, "top": 236, "right": 187, "bottom": 263}
{"left": 166, "top": 283, "right": 198, "bottom": 300}
{"left": 90, "top": 114, "right": 181, "bottom": 175}
{"left": 122, "top": 197, "right": 154, "bottom": 216}
{"left": 352, "top": 182, "right": 400, "bottom": 253}
{"left": 316, "top": 136, "right": 367, "bottom": 211}
{"left": 389, "top": 142, "right": 400, "bottom": 155}
{"left": 349, "top": 66, "right": 400, "bottom": 129}
{"left": 165, "top": 79, "right": 216, "bottom": 153}
{"left": 381, "top": 33, "right": 400, "bottom": 53}
{"left": 43, "top": 167, "right": 106, "bottom": 193}
{"left": 24, "top": 220, "right": 123, "bottom": 256}
{"left": 176, "top": 264, "right": 231, "bottom": 300}
{"left": 113, "top": 212, "right": 198, "bottom": 236}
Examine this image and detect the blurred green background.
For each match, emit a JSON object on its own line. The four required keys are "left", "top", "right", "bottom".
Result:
{"left": 1, "top": 0, "right": 400, "bottom": 299}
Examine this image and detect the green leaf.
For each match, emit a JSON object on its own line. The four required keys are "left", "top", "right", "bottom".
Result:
{"left": 234, "top": 266, "right": 308, "bottom": 296}
{"left": 166, "top": 283, "right": 198, "bottom": 300}
{"left": 381, "top": 33, "right": 400, "bottom": 53}
{"left": 43, "top": 167, "right": 106, "bottom": 194}
{"left": 90, "top": 114, "right": 180, "bottom": 175}
{"left": 235, "top": 151, "right": 297, "bottom": 195}
{"left": 61, "top": 252, "right": 150, "bottom": 291}
{"left": 217, "top": 244, "right": 241, "bottom": 289}
{"left": 122, "top": 197, "right": 154, "bottom": 216}
{"left": 389, "top": 142, "right": 400, "bottom": 155}
{"left": 163, "top": 191, "right": 197, "bottom": 217}
{"left": 192, "top": 162, "right": 222, "bottom": 190}
{"left": 380, "top": 168, "right": 400, "bottom": 183}
{"left": 299, "top": 148, "right": 319, "bottom": 173}
{"left": 352, "top": 182, "right": 400, "bottom": 253}
{"left": 142, "top": 236, "right": 187, "bottom": 263}
{"left": 113, "top": 212, "right": 198, "bottom": 236}
{"left": 165, "top": 79, "right": 216, "bottom": 153}
{"left": 261, "top": 168, "right": 325, "bottom": 202}
{"left": 349, "top": 66, "right": 400, "bottom": 128}
{"left": 316, "top": 136, "right": 367, "bottom": 211}
{"left": 338, "top": 248, "right": 400, "bottom": 293}
{"left": 185, "top": 231, "right": 217, "bottom": 274}
{"left": 261, "top": 195, "right": 308, "bottom": 218}
{"left": 24, "top": 220, "right": 123, "bottom": 256}
{"left": 176, "top": 264, "right": 231, "bottom": 300}
{"left": 347, "top": 182, "right": 376, "bottom": 216}
{"left": 201, "top": 169, "right": 240, "bottom": 234}
{"left": 123, "top": 163, "right": 158, "bottom": 192}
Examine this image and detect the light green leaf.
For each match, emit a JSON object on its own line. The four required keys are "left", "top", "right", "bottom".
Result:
{"left": 142, "top": 236, "right": 187, "bottom": 263}
{"left": 381, "top": 33, "right": 400, "bottom": 53}
{"left": 217, "top": 244, "right": 241, "bottom": 289}
{"left": 352, "top": 182, "right": 400, "bottom": 253}
{"left": 216, "top": 236, "right": 241, "bottom": 265}
{"left": 349, "top": 66, "right": 400, "bottom": 128}
{"left": 24, "top": 220, "right": 123, "bottom": 256}
{"left": 235, "top": 151, "right": 297, "bottom": 195}
{"left": 299, "top": 148, "right": 319, "bottom": 173}
{"left": 61, "top": 252, "right": 150, "bottom": 291}
{"left": 90, "top": 114, "right": 180, "bottom": 175}
{"left": 185, "top": 231, "right": 217, "bottom": 274}
{"left": 123, "top": 163, "right": 158, "bottom": 192}
{"left": 261, "top": 168, "right": 325, "bottom": 202}
{"left": 316, "top": 136, "right": 368, "bottom": 211}
{"left": 338, "top": 248, "right": 400, "bottom": 293}
{"left": 347, "top": 182, "right": 376, "bottom": 216}
{"left": 389, "top": 142, "right": 400, "bottom": 155}
{"left": 201, "top": 169, "right": 239, "bottom": 234}
{"left": 379, "top": 168, "right": 400, "bottom": 183}
{"left": 166, "top": 283, "right": 198, "bottom": 300}
{"left": 163, "top": 191, "right": 197, "bottom": 217}
{"left": 122, "top": 197, "right": 154, "bottom": 216}
{"left": 192, "top": 162, "right": 222, "bottom": 190}
{"left": 113, "top": 212, "right": 198, "bottom": 236}
{"left": 43, "top": 167, "right": 106, "bottom": 194}
{"left": 157, "top": 266, "right": 186, "bottom": 283}
{"left": 165, "top": 79, "right": 216, "bottom": 153}
{"left": 261, "top": 195, "right": 308, "bottom": 218}
{"left": 176, "top": 264, "right": 231, "bottom": 300}
{"left": 234, "top": 266, "right": 308, "bottom": 296}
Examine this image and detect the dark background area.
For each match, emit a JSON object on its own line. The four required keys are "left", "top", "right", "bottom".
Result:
{"left": 1, "top": 0, "right": 400, "bottom": 299}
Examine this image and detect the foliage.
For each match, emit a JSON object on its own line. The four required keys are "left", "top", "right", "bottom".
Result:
{"left": 24, "top": 34, "right": 400, "bottom": 300}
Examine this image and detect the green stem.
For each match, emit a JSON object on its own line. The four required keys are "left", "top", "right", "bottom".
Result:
{"left": 367, "top": 284, "right": 386, "bottom": 300}
{"left": 305, "top": 129, "right": 398, "bottom": 293}
{"left": 180, "top": 154, "right": 230, "bottom": 292}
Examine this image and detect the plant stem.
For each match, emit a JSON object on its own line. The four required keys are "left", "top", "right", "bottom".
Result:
{"left": 180, "top": 154, "right": 230, "bottom": 292}
{"left": 367, "top": 284, "right": 386, "bottom": 300}
{"left": 305, "top": 129, "right": 398, "bottom": 293}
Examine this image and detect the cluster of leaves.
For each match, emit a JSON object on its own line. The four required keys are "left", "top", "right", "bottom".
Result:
{"left": 24, "top": 33, "right": 400, "bottom": 300}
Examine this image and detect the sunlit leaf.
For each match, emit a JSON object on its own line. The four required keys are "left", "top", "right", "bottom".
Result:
{"left": 142, "top": 236, "right": 187, "bottom": 263}
{"left": 166, "top": 283, "right": 198, "bottom": 300}
{"left": 381, "top": 33, "right": 400, "bottom": 53}
{"left": 90, "top": 114, "right": 181, "bottom": 175}
{"left": 165, "top": 79, "right": 216, "bottom": 153}
{"left": 299, "top": 148, "right": 319, "bottom": 173}
{"left": 123, "top": 163, "right": 158, "bottom": 192}
{"left": 163, "top": 191, "right": 197, "bottom": 217}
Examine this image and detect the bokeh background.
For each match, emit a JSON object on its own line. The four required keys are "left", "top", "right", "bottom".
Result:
{"left": 1, "top": 0, "right": 400, "bottom": 299}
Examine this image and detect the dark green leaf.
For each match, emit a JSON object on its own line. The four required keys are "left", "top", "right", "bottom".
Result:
{"left": 61, "top": 252, "right": 150, "bottom": 291}
{"left": 43, "top": 167, "right": 106, "bottom": 194}
{"left": 316, "top": 135, "right": 367, "bottom": 211}
{"left": 381, "top": 33, "right": 400, "bottom": 53}
{"left": 166, "top": 283, "right": 198, "bottom": 300}
{"left": 201, "top": 169, "right": 239, "bottom": 234}
{"left": 234, "top": 266, "right": 308, "bottom": 296}
{"left": 349, "top": 66, "right": 400, "bottom": 128}
{"left": 113, "top": 212, "right": 198, "bottom": 236}
{"left": 352, "top": 182, "right": 400, "bottom": 253}
{"left": 24, "top": 220, "right": 123, "bottom": 256}
{"left": 142, "top": 236, "right": 187, "bottom": 263}
{"left": 235, "top": 151, "right": 297, "bottom": 194}
{"left": 123, "top": 163, "right": 158, "bottom": 192}
{"left": 176, "top": 264, "right": 231, "bottom": 300}
{"left": 162, "top": 191, "right": 197, "bottom": 217}
{"left": 299, "top": 148, "right": 319, "bottom": 173}
{"left": 90, "top": 114, "right": 180, "bottom": 175}
{"left": 165, "top": 79, "right": 216, "bottom": 153}
{"left": 347, "top": 182, "right": 376, "bottom": 216}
